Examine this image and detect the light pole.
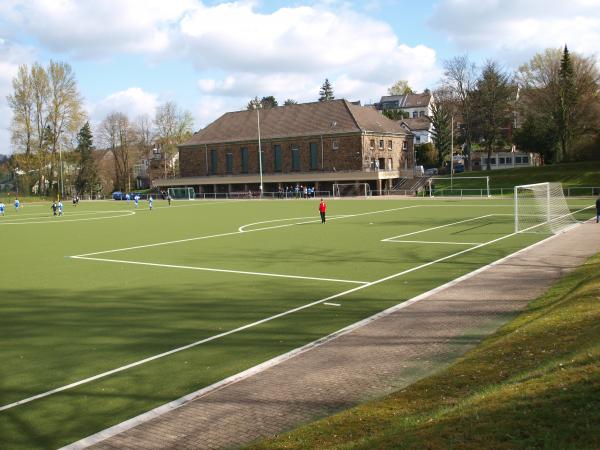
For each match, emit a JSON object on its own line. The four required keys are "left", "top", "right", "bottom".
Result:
{"left": 59, "top": 147, "right": 64, "bottom": 200}
{"left": 450, "top": 115, "right": 454, "bottom": 191}
{"left": 254, "top": 102, "right": 264, "bottom": 197}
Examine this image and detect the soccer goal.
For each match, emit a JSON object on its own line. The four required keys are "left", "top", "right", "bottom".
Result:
{"left": 167, "top": 187, "right": 195, "bottom": 200}
{"left": 428, "top": 176, "right": 490, "bottom": 197}
{"left": 514, "top": 182, "right": 578, "bottom": 234}
{"left": 333, "top": 183, "right": 371, "bottom": 198}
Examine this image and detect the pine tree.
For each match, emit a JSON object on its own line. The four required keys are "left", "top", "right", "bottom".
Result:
{"left": 284, "top": 99, "right": 298, "bottom": 106}
{"left": 318, "top": 79, "right": 335, "bottom": 101}
{"left": 75, "top": 122, "right": 99, "bottom": 195}
{"left": 556, "top": 45, "right": 576, "bottom": 162}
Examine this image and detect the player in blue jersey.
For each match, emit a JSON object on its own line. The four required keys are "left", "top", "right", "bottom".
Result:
{"left": 58, "top": 201, "right": 63, "bottom": 216}
{"left": 0, "top": 202, "right": 5, "bottom": 216}
{"left": 134, "top": 194, "right": 140, "bottom": 208}
{"left": 14, "top": 198, "right": 20, "bottom": 211}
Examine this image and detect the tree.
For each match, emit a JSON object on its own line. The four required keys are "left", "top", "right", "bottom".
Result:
{"left": 284, "top": 99, "right": 298, "bottom": 106}
{"left": 383, "top": 109, "right": 409, "bottom": 121}
{"left": 514, "top": 113, "right": 556, "bottom": 164}
{"left": 387, "top": 80, "right": 414, "bottom": 96}
{"left": 430, "top": 91, "right": 453, "bottom": 167}
{"left": 98, "top": 112, "right": 134, "bottom": 191}
{"left": 154, "top": 101, "right": 194, "bottom": 177}
{"left": 556, "top": 46, "right": 576, "bottom": 162}
{"left": 75, "top": 122, "right": 98, "bottom": 194}
{"left": 472, "top": 61, "right": 515, "bottom": 170}
{"left": 260, "top": 96, "right": 278, "bottom": 108}
{"left": 318, "top": 78, "right": 334, "bottom": 101}
{"left": 6, "top": 60, "right": 85, "bottom": 196}
{"left": 517, "top": 47, "right": 600, "bottom": 162}
{"left": 441, "top": 55, "right": 477, "bottom": 169}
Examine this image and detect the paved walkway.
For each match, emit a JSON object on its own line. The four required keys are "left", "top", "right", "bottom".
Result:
{"left": 84, "top": 222, "right": 600, "bottom": 450}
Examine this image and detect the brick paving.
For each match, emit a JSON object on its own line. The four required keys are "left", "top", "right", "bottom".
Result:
{"left": 86, "top": 222, "right": 600, "bottom": 450}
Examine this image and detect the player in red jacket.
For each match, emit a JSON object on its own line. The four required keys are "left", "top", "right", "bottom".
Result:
{"left": 318, "top": 198, "right": 327, "bottom": 224}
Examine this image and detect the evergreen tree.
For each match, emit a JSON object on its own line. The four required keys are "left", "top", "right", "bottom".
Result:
{"left": 284, "top": 98, "right": 298, "bottom": 106}
{"left": 318, "top": 78, "right": 335, "bottom": 101}
{"left": 75, "top": 122, "right": 98, "bottom": 195}
{"left": 556, "top": 45, "right": 576, "bottom": 162}
{"left": 383, "top": 109, "right": 409, "bottom": 121}
{"left": 260, "top": 96, "right": 278, "bottom": 108}
{"left": 430, "top": 101, "right": 452, "bottom": 167}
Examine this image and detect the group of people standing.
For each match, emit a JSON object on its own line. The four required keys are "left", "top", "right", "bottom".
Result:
{"left": 278, "top": 185, "right": 316, "bottom": 199}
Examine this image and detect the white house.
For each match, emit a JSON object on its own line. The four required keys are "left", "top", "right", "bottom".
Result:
{"left": 378, "top": 92, "right": 434, "bottom": 118}
{"left": 399, "top": 117, "right": 434, "bottom": 145}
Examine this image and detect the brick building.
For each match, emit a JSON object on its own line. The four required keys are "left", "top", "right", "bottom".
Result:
{"left": 153, "top": 99, "right": 415, "bottom": 195}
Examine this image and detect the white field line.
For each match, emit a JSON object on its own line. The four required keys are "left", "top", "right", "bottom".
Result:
{"left": 70, "top": 256, "right": 368, "bottom": 285}
{"left": 323, "top": 302, "right": 341, "bottom": 306}
{"left": 0, "top": 214, "right": 550, "bottom": 413}
{"left": 62, "top": 220, "right": 588, "bottom": 450}
{"left": 386, "top": 240, "right": 483, "bottom": 245}
{"left": 74, "top": 205, "right": 422, "bottom": 258}
{"left": 381, "top": 214, "right": 495, "bottom": 242}
{"left": 0, "top": 211, "right": 135, "bottom": 225}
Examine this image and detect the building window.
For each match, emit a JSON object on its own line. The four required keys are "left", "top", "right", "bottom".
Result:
{"left": 310, "top": 142, "right": 318, "bottom": 170}
{"left": 241, "top": 147, "right": 248, "bottom": 173}
{"left": 369, "top": 139, "right": 375, "bottom": 149}
{"left": 499, "top": 157, "right": 506, "bottom": 164}
{"left": 210, "top": 148, "right": 218, "bottom": 174}
{"left": 490, "top": 158, "right": 496, "bottom": 165}
{"left": 274, "top": 144, "right": 282, "bottom": 172}
{"left": 419, "top": 111, "right": 425, "bottom": 117}
{"left": 522, "top": 156, "right": 529, "bottom": 164}
{"left": 402, "top": 140, "right": 407, "bottom": 150}
{"left": 226, "top": 151, "right": 233, "bottom": 174}
{"left": 412, "top": 111, "right": 418, "bottom": 118}
{"left": 515, "top": 156, "right": 522, "bottom": 164}
{"left": 332, "top": 139, "right": 339, "bottom": 150}
{"left": 379, "top": 139, "right": 384, "bottom": 149}
{"left": 291, "top": 144, "right": 300, "bottom": 171}
{"left": 387, "top": 140, "right": 392, "bottom": 150}
{"left": 416, "top": 136, "right": 421, "bottom": 143}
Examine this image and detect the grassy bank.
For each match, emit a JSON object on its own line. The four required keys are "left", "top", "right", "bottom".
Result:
{"left": 433, "top": 161, "right": 600, "bottom": 190}
{"left": 251, "top": 251, "right": 600, "bottom": 449}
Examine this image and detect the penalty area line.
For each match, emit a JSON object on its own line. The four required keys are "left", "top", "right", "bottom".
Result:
{"left": 70, "top": 256, "right": 369, "bottom": 285}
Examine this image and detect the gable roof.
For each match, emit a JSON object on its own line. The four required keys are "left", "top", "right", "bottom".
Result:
{"left": 380, "top": 93, "right": 432, "bottom": 109}
{"left": 400, "top": 117, "right": 433, "bottom": 132}
{"left": 181, "top": 99, "right": 408, "bottom": 147}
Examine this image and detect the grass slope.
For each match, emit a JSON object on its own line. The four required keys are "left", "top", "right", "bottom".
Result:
{"left": 434, "top": 161, "right": 600, "bottom": 190}
{"left": 251, "top": 252, "right": 600, "bottom": 449}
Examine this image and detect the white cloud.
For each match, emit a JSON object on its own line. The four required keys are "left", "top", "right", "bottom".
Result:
{"left": 90, "top": 87, "right": 159, "bottom": 122}
{"left": 430, "top": 0, "right": 600, "bottom": 65}
{"left": 0, "top": 0, "right": 196, "bottom": 57}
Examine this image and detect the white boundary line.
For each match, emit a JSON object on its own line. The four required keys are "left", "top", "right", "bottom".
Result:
{"left": 381, "top": 214, "right": 495, "bottom": 242}
{"left": 385, "top": 240, "right": 483, "bottom": 245}
{"left": 61, "top": 221, "right": 582, "bottom": 450}
{"left": 0, "top": 214, "right": 557, "bottom": 414}
{"left": 70, "top": 256, "right": 368, "bottom": 285}
{"left": 0, "top": 211, "right": 135, "bottom": 225}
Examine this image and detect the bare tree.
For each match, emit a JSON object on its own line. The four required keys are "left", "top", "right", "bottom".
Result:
{"left": 98, "top": 112, "right": 135, "bottom": 191}
{"left": 154, "top": 101, "right": 194, "bottom": 177}
{"left": 441, "top": 55, "right": 477, "bottom": 169}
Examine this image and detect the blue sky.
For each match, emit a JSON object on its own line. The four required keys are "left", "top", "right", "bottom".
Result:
{"left": 1, "top": 0, "right": 599, "bottom": 153}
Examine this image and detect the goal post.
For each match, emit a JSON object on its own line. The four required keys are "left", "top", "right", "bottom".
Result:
{"left": 333, "top": 183, "right": 370, "bottom": 198}
{"left": 167, "top": 187, "right": 195, "bottom": 200}
{"left": 428, "top": 176, "right": 490, "bottom": 197}
{"left": 514, "top": 182, "right": 578, "bottom": 234}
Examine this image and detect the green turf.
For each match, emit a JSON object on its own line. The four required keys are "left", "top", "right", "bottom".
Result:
{"left": 0, "top": 196, "right": 596, "bottom": 448}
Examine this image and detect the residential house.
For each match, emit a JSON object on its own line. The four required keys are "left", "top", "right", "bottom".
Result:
{"left": 400, "top": 117, "right": 434, "bottom": 146}
{"left": 377, "top": 91, "right": 434, "bottom": 118}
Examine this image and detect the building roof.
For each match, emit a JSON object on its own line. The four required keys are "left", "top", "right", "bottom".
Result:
{"left": 181, "top": 99, "right": 408, "bottom": 147}
{"left": 400, "top": 117, "right": 432, "bottom": 132}
{"left": 380, "top": 93, "right": 432, "bottom": 109}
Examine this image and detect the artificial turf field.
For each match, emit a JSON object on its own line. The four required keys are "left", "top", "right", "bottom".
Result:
{"left": 0, "top": 196, "right": 595, "bottom": 448}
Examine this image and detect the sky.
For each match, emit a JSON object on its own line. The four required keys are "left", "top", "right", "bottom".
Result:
{"left": 1, "top": 0, "right": 599, "bottom": 154}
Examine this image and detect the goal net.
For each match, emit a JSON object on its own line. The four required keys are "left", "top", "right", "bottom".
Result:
{"left": 514, "top": 182, "right": 578, "bottom": 234}
{"left": 428, "top": 176, "right": 490, "bottom": 197}
{"left": 333, "top": 183, "right": 370, "bottom": 198}
{"left": 167, "top": 187, "right": 195, "bottom": 200}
